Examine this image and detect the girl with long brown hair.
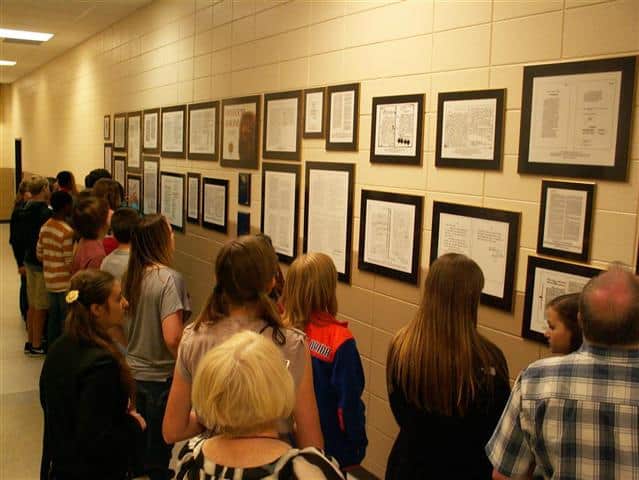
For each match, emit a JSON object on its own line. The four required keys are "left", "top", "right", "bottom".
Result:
{"left": 385, "top": 253, "right": 510, "bottom": 479}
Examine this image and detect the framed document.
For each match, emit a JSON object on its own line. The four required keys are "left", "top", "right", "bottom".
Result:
{"left": 303, "top": 87, "right": 325, "bottom": 138}
{"left": 358, "top": 190, "right": 423, "bottom": 285}
{"left": 127, "top": 111, "right": 142, "bottom": 172}
{"left": 371, "top": 94, "right": 424, "bottom": 165}
{"left": 187, "top": 172, "right": 201, "bottom": 224}
{"left": 326, "top": 83, "right": 360, "bottom": 151}
{"left": 304, "top": 162, "right": 355, "bottom": 283}
{"left": 436, "top": 89, "right": 505, "bottom": 170}
{"left": 537, "top": 180, "right": 594, "bottom": 262}
{"left": 202, "top": 177, "right": 228, "bottom": 233}
{"left": 430, "top": 202, "right": 520, "bottom": 311}
{"left": 238, "top": 173, "right": 251, "bottom": 206}
{"left": 143, "top": 108, "right": 160, "bottom": 154}
{"left": 263, "top": 90, "right": 302, "bottom": 161}
{"left": 261, "top": 162, "right": 300, "bottom": 264}
{"left": 112, "top": 156, "right": 126, "bottom": 188}
{"left": 104, "top": 143, "right": 113, "bottom": 173}
{"left": 188, "top": 101, "right": 219, "bottom": 161}
{"left": 142, "top": 156, "right": 160, "bottom": 215}
{"left": 518, "top": 56, "right": 636, "bottom": 181}
{"left": 160, "top": 172, "right": 186, "bottom": 232}
{"left": 113, "top": 113, "right": 127, "bottom": 151}
{"left": 237, "top": 212, "right": 251, "bottom": 236}
{"left": 522, "top": 256, "right": 602, "bottom": 343}
{"left": 104, "top": 115, "right": 110, "bottom": 141}
{"left": 161, "top": 105, "right": 187, "bottom": 158}
{"left": 126, "top": 173, "right": 142, "bottom": 212}
{"left": 221, "top": 95, "right": 261, "bottom": 170}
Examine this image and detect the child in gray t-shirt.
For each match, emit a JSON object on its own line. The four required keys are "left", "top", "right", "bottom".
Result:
{"left": 100, "top": 208, "right": 140, "bottom": 281}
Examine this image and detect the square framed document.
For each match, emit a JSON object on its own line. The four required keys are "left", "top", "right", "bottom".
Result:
{"left": 303, "top": 87, "right": 325, "bottom": 139}
{"left": 263, "top": 90, "right": 302, "bottom": 161}
{"left": 142, "top": 156, "right": 160, "bottom": 215}
{"left": 188, "top": 101, "right": 219, "bottom": 161}
{"left": 303, "top": 162, "right": 355, "bottom": 283}
{"left": 237, "top": 212, "right": 251, "bottom": 236}
{"left": 238, "top": 173, "right": 251, "bottom": 206}
{"left": 127, "top": 111, "right": 142, "bottom": 172}
{"left": 104, "top": 115, "right": 110, "bottom": 141}
{"left": 221, "top": 95, "right": 261, "bottom": 170}
{"left": 104, "top": 143, "right": 113, "bottom": 173}
{"left": 202, "top": 177, "right": 228, "bottom": 233}
{"left": 143, "top": 108, "right": 161, "bottom": 155}
{"left": 430, "top": 202, "right": 520, "bottom": 311}
{"left": 370, "top": 94, "right": 425, "bottom": 165}
{"left": 518, "top": 56, "right": 636, "bottom": 181}
{"left": 326, "top": 83, "right": 360, "bottom": 151}
{"left": 113, "top": 113, "right": 127, "bottom": 151}
{"left": 358, "top": 190, "right": 423, "bottom": 285}
{"left": 160, "top": 171, "right": 186, "bottom": 232}
{"left": 126, "top": 173, "right": 142, "bottom": 212}
{"left": 435, "top": 89, "right": 505, "bottom": 170}
{"left": 522, "top": 256, "right": 602, "bottom": 343}
{"left": 112, "top": 155, "right": 126, "bottom": 188}
{"left": 161, "top": 105, "right": 187, "bottom": 159}
{"left": 186, "top": 172, "right": 201, "bottom": 224}
{"left": 537, "top": 180, "right": 595, "bottom": 262}
{"left": 261, "top": 162, "right": 300, "bottom": 264}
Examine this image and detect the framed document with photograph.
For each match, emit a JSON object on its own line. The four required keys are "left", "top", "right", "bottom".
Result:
{"left": 303, "top": 87, "right": 325, "bottom": 138}
{"left": 143, "top": 108, "right": 160, "bottom": 154}
{"left": 112, "top": 156, "right": 126, "bottom": 188}
{"left": 202, "top": 177, "right": 228, "bottom": 233}
{"left": 187, "top": 172, "right": 201, "bottom": 224}
{"left": 221, "top": 95, "right": 261, "bottom": 170}
{"left": 126, "top": 174, "right": 142, "bottom": 212}
{"left": 237, "top": 212, "right": 251, "bottom": 236}
{"left": 113, "top": 113, "right": 127, "bottom": 151}
{"left": 161, "top": 105, "right": 187, "bottom": 158}
{"left": 104, "top": 144, "right": 112, "bottom": 173}
{"left": 238, "top": 173, "right": 251, "bottom": 206}
{"left": 160, "top": 171, "right": 186, "bottom": 232}
{"left": 188, "top": 101, "right": 219, "bottom": 161}
{"left": 263, "top": 90, "right": 302, "bottom": 161}
{"left": 518, "top": 56, "right": 636, "bottom": 181}
{"left": 142, "top": 156, "right": 160, "bottom": 215}
{"left": 127, "top": 111, "right": 142, "bottom": 172}
{"left": 326, "top": 83, "right": 359, "bottom": 151}
{"left": 104, "top": 115, "right": 110, "bottom": 141}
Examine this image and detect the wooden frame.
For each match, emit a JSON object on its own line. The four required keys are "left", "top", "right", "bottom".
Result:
{"left": 221, "top": 95, "right": 261, "bottom": 170}
{"left": 237, "top": 212, "right": 251, "bottom": 236}
{"left": 161, "top": 105, "right": 187, "bottom": 159}
{"left": 188, "top": 101, "right": 219, "bottom": 161}
{"left": 303, "top": 87, "right": 326, "bottom": 139}
{"left": 201, "top": 177, "right": 228, "bottom": 233}
{"left": 103, "top": 143, "right": 112, "bottom": 173}
{"left": 186, "top": 172, "right": 201, "bottom": 224}
{"left": 142, "top": 108, "right": 161, "bottom": 155}
{"left": 113, "top": 113, "right": 127, "bottom": 151}
{"left": 112, "top": 155, "right": 126, "bottom": 188}
{"left": 160, "top": 171, "right": 186, "bottom": 232}
{"left": 518, "top": 56, "right": 636, "bottom": 181}
{"left": 263, "top": 90, "right": 302, "bottom": 161}
{"left": 126, "top": 173, "right": 142, "bottom": 212}
{"left": 326, "top": 83, "right": 360, "bottom": 151}
{"left": 127, "top": 111, "right": 142, "bottom": 173}
{"left": 103, "top": 115, "right": 110, "bottom": 141}
{"left": 238, "top": 172, "right": 251, "bottom": 206}
{"left": 430, "top": 202, "right": 520, "bottom": 311}
{"left": 142, "top": 156, "right": 160, "bottom": 215}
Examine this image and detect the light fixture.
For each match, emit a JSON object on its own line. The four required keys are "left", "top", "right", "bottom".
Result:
{"left": 0, "top": 60, "right": 16, "bottom": 66}
{"left": 0, "top": 28, "right": 54, "bottom": 43}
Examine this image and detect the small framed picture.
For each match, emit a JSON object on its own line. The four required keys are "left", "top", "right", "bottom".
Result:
{"left": 238, "top": 173, "right": 251, "bottom": 206}
{"left": 188, "top": 101, "right": 219, "bottom": 161}
{"left": 187, "top": 172, "right": 201, "bottom": 224}
{"left": 112, "top": 155, "right": 126, "bottom": 188}
{"left": 127, "top": 111, "right": 142, "bottom": 172}
{"left": 303, "top": 87, "right": 325, "bottom": 139}
{"left": 221, "top": 95, "right": 261, "bottom": 170}
{"left": 161, "top": 105, "right": 187, "bottom": 159}
{"left": 202, "top": 177, "right": 228, "bottom": 233}
{"left": 326, "top": 83, "right": 360, "bottom": 151}
{"left": 104, "top": 143, "right": 113, "bottom": 173}
{"left": 142, "top": 156, "right": 160, "bottom": 215}
{"left": 237, "top": 212, "right": 251, "bottom": 236}
{"left": 104, "top": 115, "right": 111, "bottom": 141}
{"left": 126, "top": 173, "right": 142, "bottom": 212}
{"left": 160, "top": 171, "right": 186, "bottom": 233}
{"left": 113, "top": 113, "right": 127, "bottom": 151}
{"left": 263, "top": 90, "right": 302, "bottom": 161}
{"left": 143, "top": 108, "right": 161, "bottom": 154}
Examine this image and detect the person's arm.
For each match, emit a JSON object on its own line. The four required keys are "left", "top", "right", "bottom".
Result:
{"left": 36, "top": 229, "right": 44, "bottom": 262}
{"left": 62, "top": 231, "right": 74, "bottom": 270}
{"left": 162, "top": 310, "right": 183, "bottom": 357}
{"left": 162, "top": 367, "right": 204, "bottom": 443}
{"left": 292, "top": 345, "right": 324, "bottom": 449}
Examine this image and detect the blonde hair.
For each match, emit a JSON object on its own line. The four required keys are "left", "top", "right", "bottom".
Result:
{"left": 282, "top": 252, "right": 338, "bottom": 330}
{"left": 192, "top": 330, "right": 295, "bottom": 436}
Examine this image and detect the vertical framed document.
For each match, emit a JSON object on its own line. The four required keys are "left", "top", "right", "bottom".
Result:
{"left": 261, "top": 162, "right": 300, "bottom": 263}
{"left": 188, "top": 101, "right": 219, "bottom": 161}
{"left": 113, "top": 113, "right": 127, "bottom": 151}
{"left": 430, "top": 202, "right": 520, "bottom": 311}
{"left": 143, "top": 108, "right": 161, "bottom": 155}
{"left": 303, "top": 162, "right": 355, "bottom": 283}
{"left": 435, "top": 89, "right": 505, "bottom": 170}
{"left": 202, "top": 177, "right": 228, "bottom": 233}
{"left": 221, "top": 95, "right": 261, "bottom": 170}
{"left": 104, "top": 143, "right": 113, "bottom": 173}
{"left": 142, "top": 156, "right": 160, "bottom": 215}
{"left": 263, "top": 90, "right": 302, "bottom": 161}
{"left": 522, "top": 256, "right": 602, "bottom": 343}
{"left": 126, "top": 173, "right": 142, "bottom": 212}
{"left": 371, "top": 94, "right": 424, "bottom": 165}
{"left": 326, "top": 83, "right": 360, "bottom": 151}
{"left": 104, "top": 115, "right": 110, "bottom": 141}
{"left": 358, "top": 190, "right": 423, "bottom": 285}
{"left": 127, "top": 111, "right": 142, "bottom": 172}
{"left": 187, "top": 172, "right": 201, "bottom": 224}
{"left": 303, "top": 87, "right": 325, "bottom": 138}
{"left": 161, "top": 105, "right": 187, "bottom": 159}
{"left": 518, "top": 56, "right": 636, "bottom": 181}
{"left": 160, "top": 172, "right": 186, "bottom": 232}
{"left": 112, "top": 156, "right": 126, "bottom": 188}
{"left": 238, "top": 173, "right": 251, "bottom": 206}
{"left": 537, "top": 180, "right": 594, "bottom": 262}
{"left": 237, "top": 212, "right": 251, "bottom": 236}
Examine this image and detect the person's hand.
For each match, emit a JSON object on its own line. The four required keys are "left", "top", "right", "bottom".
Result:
{"left": 18, "top": 266, "right": 26, "bottom": 276}
{"left": 129, "top": 410, "right": 147, "bottom": 431}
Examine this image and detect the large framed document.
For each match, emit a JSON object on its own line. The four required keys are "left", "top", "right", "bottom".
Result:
{"left": 303, "top": 162, "right": 355, "bottom": 283}
{"left": 537, "top": 180, "right": 594, "bottom": 262}
{"left": 201, "top": 177, "right": 228, "bottom": 233}
{"left": 126, "top": 173, "right": 142, "bottom": 212}
{"left": 371, "top": 93, "right": 424, "bottom": 165}
{"left": 261, "top": 162, "right": 300, "bottom": 264}
{"left": 188, "top": 101, "right": 219, "bottom": 161}
{"left": 522, "top": 256, "right": 602, "bottom": 343}
{"left": 127, "top": 111, "right": 142, "bottom": 172}
{"left": 160, "top": 171, "right": 186, "bottom": 232}
{"left": 263, "top": 90, "right": 302, "bottom": 161}
{"left": 430, "top": 202, "right": 520, "bottom": 311}
{"left": 186, "top": 172, "right": 201, "bottom": 224}
{"left": 221, "top": 95, "right": 261, "bottom": 170}
{"left": 112, "top": 156, "right": 126, "bottom": 188}
{"left": 104, "top": 115, "right": 110, "bottom": 141}
{"left": 518, "top": 56, "right": 636, "bottom": 181}
{"left": 161, "top": 105, "right": 187, "bottom": 159}
{"left": 142, "top": 156, "right": 160, "bottom": 215}
{"left": 326, "top": 83, "right": 359, "bottom": 151}
{"left": 435, "top": 89, "right": 505, "bottom": 170}
{"left": 303, "top": 87, "right": 325, "bottom": 139}
{"left": 113, "top": 113, "right": 127, "bottom": 151}
{"left": 143, "top": 108, "right": 161, "bottom": 155}
{"left": 358, "top": 190, "right": 423, "bottom": 285}
{"left": 104, "top": 143, "right": 112, "bottom": 173}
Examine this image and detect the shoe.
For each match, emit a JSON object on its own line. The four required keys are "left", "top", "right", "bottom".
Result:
{"left": 24, "top": 342, "right": 32, "bottom": 354}
{"left": 29, "top": 346, "right": 46, "bottom": 356}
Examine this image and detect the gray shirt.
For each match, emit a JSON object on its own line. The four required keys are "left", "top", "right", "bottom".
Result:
{"left": 126, "top": 266, "right": 191, "bottom": 382}
{"left": 100, "top": 249, "right": 130, "bottom": 281}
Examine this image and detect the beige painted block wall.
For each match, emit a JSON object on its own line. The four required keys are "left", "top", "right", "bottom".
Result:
{"left": 3, "top": 0, "right": 639, "bottom": 476}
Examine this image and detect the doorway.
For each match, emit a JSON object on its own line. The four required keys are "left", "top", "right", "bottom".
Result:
{"left": 14, "top": 138, "right": 21, "bottom": 192}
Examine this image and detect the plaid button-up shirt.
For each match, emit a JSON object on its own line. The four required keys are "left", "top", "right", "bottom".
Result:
{"left": 486, "top": 343, "right": 639, "bottom": 479}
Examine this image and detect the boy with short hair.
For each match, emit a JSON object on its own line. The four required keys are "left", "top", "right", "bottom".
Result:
{"left": 100, "top": 207, "right": 140, "bottom": 281}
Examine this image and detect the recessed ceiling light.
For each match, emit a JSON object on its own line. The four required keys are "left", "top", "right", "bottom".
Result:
{"left": 0, "top": 28, "right": 54, "bottom": 42}
{"left": 0, "top": 60, "right": 16, "bottom": 66}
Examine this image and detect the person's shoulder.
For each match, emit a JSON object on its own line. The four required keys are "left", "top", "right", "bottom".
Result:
{"left": 307, "top": 314, "right": 355, "bottom": 353}
{"left": 275, "top": 447, "right": 344, "bottom": 479}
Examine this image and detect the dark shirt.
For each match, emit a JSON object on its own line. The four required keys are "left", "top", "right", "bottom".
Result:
{"left": 9, "top": 200, "right": 27, "bottom": 266}
{"left": 15, "top": 200, "right": 52, "bottom": 268}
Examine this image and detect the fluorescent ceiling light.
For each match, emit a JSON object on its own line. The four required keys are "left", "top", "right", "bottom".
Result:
{"left": 0, "top": 60, "right": 16, "bottom": 66}
{"left": 0, "top": 28, "right": 54, "bottom": 42}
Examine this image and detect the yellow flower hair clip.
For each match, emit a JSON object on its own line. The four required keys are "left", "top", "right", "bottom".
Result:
{"left": 66, "top": 290, "right": 79, "bottom": 304}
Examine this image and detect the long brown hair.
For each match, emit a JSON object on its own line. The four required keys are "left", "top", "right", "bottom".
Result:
{"left": 547, "top": 293, "right": 582, "bottom": 352}
{"left": 387, "top": 253, "right": 507, "bottom": 416}
{"left": 93, "top": 178, "right": 122, "bottom": 211}
{"left": 122, "top": 214, "right": 173, "bottom": 316}
{"left": 65, "top": 270, "right": 135, "bottom": 402}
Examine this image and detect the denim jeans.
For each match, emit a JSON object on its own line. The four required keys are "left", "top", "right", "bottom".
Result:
{"left": 47, "top": 291, "right": 67, "bottom": 347}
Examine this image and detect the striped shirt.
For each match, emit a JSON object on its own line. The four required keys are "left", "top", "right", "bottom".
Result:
{"left": 486, "top": 342, "right": 639, "bottom": 479}
{"left": 36, "top": 218, "right": 74, "bottom": 292}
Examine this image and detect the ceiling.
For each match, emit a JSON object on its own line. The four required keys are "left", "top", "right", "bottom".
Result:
{"left": 0, "top": 0, "right": 152, "bottom": 84}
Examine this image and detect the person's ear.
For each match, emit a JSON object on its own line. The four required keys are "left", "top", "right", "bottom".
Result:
{"left": 90, "top": 303, "right": 105, "bottom": 319}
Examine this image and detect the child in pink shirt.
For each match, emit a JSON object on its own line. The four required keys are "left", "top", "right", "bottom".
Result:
{"left": 71, "top": 195, "right": 109, "bottom": 274}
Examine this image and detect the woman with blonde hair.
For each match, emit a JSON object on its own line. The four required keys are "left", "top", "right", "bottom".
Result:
{"left": 385, "top": 253, "right": 510, "bottom": 479}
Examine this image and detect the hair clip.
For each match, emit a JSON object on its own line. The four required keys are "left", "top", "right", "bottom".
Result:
{"left": 66, "top": 290, "right": 79, "bottom": 304}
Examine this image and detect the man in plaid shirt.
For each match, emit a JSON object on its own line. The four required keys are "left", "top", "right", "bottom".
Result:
{"left": 487, "top": 267, "right": 639, "bottom": 479}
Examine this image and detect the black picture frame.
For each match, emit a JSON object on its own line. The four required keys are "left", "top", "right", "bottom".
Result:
{"left": 303, "top": 87, "right": 326, "bottom": 139}
{"left": 104, "top": 115, "right": 110, "bottom": 141}
{"left": 358, "top": 190, "right": 423, "bottom": 285}
{"left": 303, "top": 162, "right": 355, "bottom": 283}
{"left": 126, "top": 173, "right": 142, "bottom": 212}
{"left": 159, "top": 171, "right": 186, "bottom": 232}
{"left": 186, "top": 172, "right": 201, "bottom": 224}
{"left": 522, "top": 256, "right": 603, "bottom": 343}
{"left": 237, "top": 212, "right": 251, "bottom": 236}
{"left": 238, "top": 172, "right": 251, "bottom": 206}
{"left": 518, "top": 56, "right": 636, "bottom": 181}
{"left": 430, "top": 202, "right": 520, "bottom": 311}
{"left": 142, "top": 156, "right": 160, "bottom": 215}
{"left": 326, "top": 83, "right": 360, "bottom": 151}
{"left": 263, "top": 90, "right": 303, "bottom": 161}
{"left": 113, "top": 113, "right": 127, "bottom": 151}
{"left": 161, "top": 105, "right": 187, "bottom": 159}
{"left": 537, "top": 180, "right": 595, "bottom": 262}
{"left": 201, "top": 177, "right": 228, "bottom": 233}
{"left": 370, "top": 93, "right": 425, "bottom": 165}
{"left": 127, "top": 111, "right": 142, "bottom": 173}
{"left": 112, "top": 155, "right": 127, "bottom": 188}
{"left": 104, "top": 143, "right": 113, "bottom": 173}
{"left": 221, "top": 95, "right": 261, "bottom": 170}
{"left": 142, "top": 108, "right": 161, "bottom": 155}
{"left": 188, "top": 101, "right": 219, "bottom": 161}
